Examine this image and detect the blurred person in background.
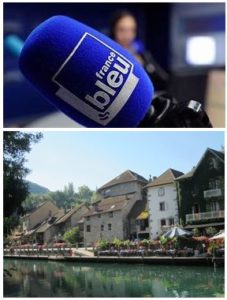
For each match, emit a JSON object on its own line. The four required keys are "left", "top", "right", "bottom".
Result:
{"left": 110, "top": 10, "right": 169, "bottom": 91}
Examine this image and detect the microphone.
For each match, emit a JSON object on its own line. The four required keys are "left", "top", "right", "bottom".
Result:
{"left": 19, "top": 15, "right": 212, "bottom": 128}
{"left": 19, "top": 15, "right": 154, "bottom": 128}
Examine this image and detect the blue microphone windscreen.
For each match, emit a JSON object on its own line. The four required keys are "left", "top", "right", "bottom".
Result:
{"left": 19, "top": 16, "right": 154, "bottom": 127}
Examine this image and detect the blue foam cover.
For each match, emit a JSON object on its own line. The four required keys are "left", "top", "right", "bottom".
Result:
{"left": 19, "top": 15, "right": 154, "bottom": 127}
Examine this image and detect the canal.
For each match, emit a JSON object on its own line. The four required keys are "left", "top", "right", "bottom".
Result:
{"left": 4, "top": 259, "right": 224, "bottom": 297}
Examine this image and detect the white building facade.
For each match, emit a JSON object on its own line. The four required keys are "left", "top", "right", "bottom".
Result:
{"left": 145, "top": 169, "right": 183, "bottom": 239}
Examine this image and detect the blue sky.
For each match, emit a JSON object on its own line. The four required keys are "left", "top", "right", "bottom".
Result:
{"left": 26, "top": 131, "right": 224, "bottom": 191}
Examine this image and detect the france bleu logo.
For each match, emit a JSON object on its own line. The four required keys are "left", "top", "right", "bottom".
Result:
{"left": 52, "top": 33, "right": 139, "bottom": 125}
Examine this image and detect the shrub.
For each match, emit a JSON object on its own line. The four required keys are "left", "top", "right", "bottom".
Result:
{"left": 112, "top": 238, "right": 123, "bottom": 249}
{"left": 123, "top": 240, "right": 130, "bottom": 248}
{"left": 140, "top": 239, "right": 150, "bottom": 248}
{"left": 63, "top": 227, "right": 80, "bottom": 245}
{"left": 96, "top": 239, "right": 109, "bottom": 250}
{"left": 205, "top": 227, "right": 218, "bottom": 237}
{"left": 207, "top": 242, "right": 219, "bottom": 256}
{"left": 192, "top": 228, "right": 200, "bottom": 237}
{"left": 160, "top": 236, "right": 168, "bottom": 246}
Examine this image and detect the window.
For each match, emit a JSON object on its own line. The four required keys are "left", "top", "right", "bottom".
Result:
{"left": 215, "top": 179, "right": 221, "bottom": 189}
{"left": 209, "top": 179, "right": 215, "bottom": 189}
{"left": 211, "top": 201, "right": 219, "bottom": 212}
{"left": 140, "top": 219, "right": 149, "bottom": 231}
{"left": 104, "top": 189, "right": 111, "bottom": 197}
{"left": 108, "top": 223, "right": 112, "bottom": 231}
{"left": 158, "top": 187, "right": 165, "bottom": 196}
{"left": 192, "top": 203, "right": 199, "bottom": 214}
{"left": 98, "top": 214, "right": 101, "bottom": 218}
{"left": 209, "top": 178, "right": 221, "bottom": 190}
{"left": 186, "top": 36, "right": 216, "bottom": 65}
{"left": 160, "top": 219, "right": 166, "bottom": 226}
{"left": 208, "top": 158, "right": 217, "bottom": 170}
{"left": 159, "top": 202, "right": 165, "bottom": 211}
{"left": 86, "top": 216, "right": 90, "bottom": 221}
{"left": 191, "top": 186, "right": 199, "bottom": 196}
{"left": 86, "top": 225, "right": 91, "bottom": 232}
{"left": 169, "top": 218, "right": 174, "bottom": 226}
{"left": 109, "top": 212, "right": 113, "bottom": 218}
{"left": 101, "top": 224, "right": 104, "bottom": 231}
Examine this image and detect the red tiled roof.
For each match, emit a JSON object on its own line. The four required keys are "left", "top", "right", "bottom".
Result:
{"left": 98, "top": 170, "right": 148, "bottom": 191}
{"left": 144, "top": 169, "right": 183, "bottom": 188}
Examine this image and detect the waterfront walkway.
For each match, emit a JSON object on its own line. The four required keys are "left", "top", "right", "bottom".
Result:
{"left": 73, "top": 248, "right": 94, "bottom": 257}
{"left": 4, "top": 254, "right": 224, "bottom": 267}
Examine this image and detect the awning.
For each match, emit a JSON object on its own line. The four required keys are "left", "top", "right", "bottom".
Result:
{"left": 185, "top": 222, "right": 224, "bottom": 229}
{"left": 210, "top": 231, "right": 225, "bottom": 240}
{"left": 136, "top": 211, "right": 149, "bottom": 220}
{"left": 193, "top": 236, "right": 209, "bottom": 242}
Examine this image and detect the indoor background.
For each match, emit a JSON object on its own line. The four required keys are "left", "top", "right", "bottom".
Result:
{"left": 4, "top": 2, "right": 225, "bottom": 127}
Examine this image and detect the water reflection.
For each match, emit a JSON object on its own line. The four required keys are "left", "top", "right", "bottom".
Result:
{"left": 4, "top": 259, "right": 224, "bottom": 297}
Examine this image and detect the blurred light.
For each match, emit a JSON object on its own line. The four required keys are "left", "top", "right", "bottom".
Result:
{"left": 186, "top": 36, "right": 216, "bottom": 65}
{"left": 4, "top": 35, "right": 24, "bottom": 57}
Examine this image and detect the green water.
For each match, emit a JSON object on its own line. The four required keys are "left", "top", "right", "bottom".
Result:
{"left": 4, "top": 259, "right": 224, "bottom": 297}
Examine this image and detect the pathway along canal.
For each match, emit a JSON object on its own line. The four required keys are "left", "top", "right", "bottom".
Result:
{"left": 4, "top": 258, "right": 224, "bottom": 297}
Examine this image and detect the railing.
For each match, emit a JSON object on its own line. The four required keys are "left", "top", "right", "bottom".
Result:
{"left": 204, "top": 189, "right": 222, "bottom": 198}
{"left": 4, "top": 246, "right": 74, "bottom": 257}
{"left": 186, "top": 210, "right": 224, "bottom": 222}
{"left": 160, "top": 225, "right": 172, "bottom": 232}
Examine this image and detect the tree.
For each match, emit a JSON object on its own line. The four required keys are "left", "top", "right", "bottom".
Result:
{"left": 4, "top": 131, "right": 42, "bottom": 235}
{"left": 91, "top": 191, "right": 101, "bottom": 203}
{"left": 64, "top": 182, "right": 77, "bottom": 208}
{"left": 63, "top": 227, "right": 80, "bottom": 245}
{"left": 22, "top": 183, "right": 96, "bottom": 210}
{"left": 48, "top": 190, "right": 69, "bottom": 209}
{"left": 22, "top": 194, "right": 52, "bottom": 211}
{"left": 77, "top": 185, "right": 93, "bottom": 204}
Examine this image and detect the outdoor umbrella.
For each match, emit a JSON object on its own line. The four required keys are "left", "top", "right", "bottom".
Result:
{"left": 209, "top": 231, "right": 225, "bottom": 240}
{"left": 193, "top": 236, "right": 209, "bottom": 242}
{"left": 162, "top": 227, "right": 192, "bottom": 239}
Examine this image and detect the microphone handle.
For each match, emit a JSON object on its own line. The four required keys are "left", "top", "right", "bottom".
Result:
{"left": 139, "top": 93, "right": 212, "bottom": 128}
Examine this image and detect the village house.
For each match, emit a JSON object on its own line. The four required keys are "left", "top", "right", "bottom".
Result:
{"left": 145, "top": 169, "right": 183, "bottom": 239}
{"left": 18, "top": 200, "right": 90, "bottom": 245}
{"left": 83, "top": 170, "right": 148, "bottom": 246}
{"left": 21, "top": 200, "right": 59, "bottom": 236}
{"left": 35, "top": 204, "right": 89, "bottom": 244}
{"left": 13, "top": 148, "right": 224, "bottom": 247}
{"left": 34, "top": 209, "right": 65, "bottom": 245}
{"left": 175, "top": 148, "right": 224, "bottom": 234}
{"left": 98, "top": 170, "right": 147, "bottom": 199}
{"left": 53, "top": 204, "right": 90, "bottom": 242}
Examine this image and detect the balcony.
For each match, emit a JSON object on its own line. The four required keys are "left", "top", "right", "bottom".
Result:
{"left": 204, "top": 188, "right": 222, "bottom": 198}
{"left": 186, "top": 210, "right": 224, "bottom": 222}
{"left": 161, "top": 225, "right": 172, "bottom": 232}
